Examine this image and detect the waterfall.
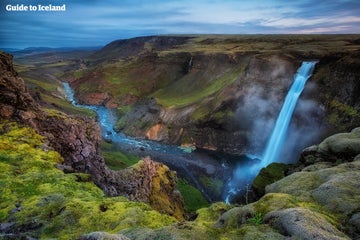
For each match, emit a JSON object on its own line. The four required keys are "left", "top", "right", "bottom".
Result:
{"left": 261, "top": 61, "right": 316, "bottom": 166}
{"left": 224, "top": 61, "right": 316, "bottom": 203}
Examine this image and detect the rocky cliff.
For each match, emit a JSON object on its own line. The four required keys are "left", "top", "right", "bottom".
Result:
{"left": 0, "top": 51, "right": 184, "bottom": 220}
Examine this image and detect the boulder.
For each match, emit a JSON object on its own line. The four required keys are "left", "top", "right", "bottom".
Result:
{"left": 252, "top": 162, "right": 289, "bottom": 197}
{"left": 264, "top": 207, "right": 350, "bottom": 240}
{"left": 301, "top": 127, "right": 360, "bottom": 165}
{"left": 214, "top": 205, "right": 255, "bottom": 229}
{"left": 318, "top": 127, "right": 360, "bottom": 157}
{"left": 80, "top": 232, "right": 130, "bottom": 240}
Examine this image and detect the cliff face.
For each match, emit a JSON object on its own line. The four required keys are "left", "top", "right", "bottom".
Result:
{"left": 311, "top": 51, "right": 360, "bottom": 131}
{"left": 0, "top": 51, "right": 184, "bottom": 219}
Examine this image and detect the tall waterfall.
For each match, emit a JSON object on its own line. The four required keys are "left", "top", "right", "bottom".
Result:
{"left": 261, "top": 61, "right": 316, "bottom": 166}
{"left": 224, "top": 61, "right": 316, "bottom": 203}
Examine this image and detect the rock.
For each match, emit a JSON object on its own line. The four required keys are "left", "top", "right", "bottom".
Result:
{"left": 348, "top": 212, "right": 360, "bottom": 236}
{"left": 318, "top": 127, "right": 360, "bottom": 158}
{"left": 215, "top": 205, "right": 255, "bottom": 228}
{"left": 116, "top": 157, "right": 185, "bottom": 220}
{"left": 264, "top": 207, "right": 350, "bottom": 240}
{"left": 302, "top": 162, "right": 333, "bottom": 171}
{"left": 265, "top": 171, "right": 322, "bottom": 201}
{"left": 80, "top": 232, "right": 130, "bottom": 240}
{"left": 266, "top": 160, "right": 360, "bottom": 213}
{"left": 252, "top": 162, "right": 289, "bottom": 197}
{"left": 300, "top": 127, "right": 360, "bottom": 166}
{"left": 311, "top": 167, "right": 360, "bottom": 215}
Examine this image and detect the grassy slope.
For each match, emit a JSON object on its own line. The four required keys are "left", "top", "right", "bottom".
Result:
{"left": 100, "top": 141, "right": 140, "bottom": 170}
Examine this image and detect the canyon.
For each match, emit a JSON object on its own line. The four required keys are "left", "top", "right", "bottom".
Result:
{"left": 1, "top": 34, "right": 360, "bottom": 239}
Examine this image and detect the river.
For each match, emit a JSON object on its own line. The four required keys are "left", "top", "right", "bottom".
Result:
{"left": 63, "top": 82, "right": 252, "bottom": 202}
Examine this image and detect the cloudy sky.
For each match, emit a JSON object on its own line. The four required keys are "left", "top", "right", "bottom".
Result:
{"left": 1, "top": 0, "right": 359, "bottom": 48}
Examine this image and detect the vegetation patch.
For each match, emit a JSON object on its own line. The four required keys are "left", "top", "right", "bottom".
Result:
{"left": 153, "top": 67, "right": 242, "bottom": 108}
{"left": 246, "top": 212, "right": 264, "bottom": 226}
{"left": 199, "top": 175, "right": 223, "bottom": 196}
{"left": 24, "top": 77, "right": 58, "bottom": 92}
{"left": 327, "top": 99, "right": 360, "bottom": 131}
{"left": 177, "top": 178, "right": 209, "bottom": 212}
{"left": 101, "top": 141, "right": 140, "bottom": 170}
{"left": 41, "top": 94, "right": 96, "bottom": 117}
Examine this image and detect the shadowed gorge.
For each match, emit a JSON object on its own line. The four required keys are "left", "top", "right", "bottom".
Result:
{"left": 1, "top": 34, "right": 360, "bottom": 239}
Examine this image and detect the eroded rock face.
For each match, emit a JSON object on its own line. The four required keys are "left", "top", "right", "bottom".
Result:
{"left": 0, "top": 52, "right": 184, "bottom": 219}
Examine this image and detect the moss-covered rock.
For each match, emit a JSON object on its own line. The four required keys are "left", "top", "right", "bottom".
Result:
{"left": 318, "top": 127, "right": 360, "bottom": 158}
{"left": 177, "top": 178, "right": 209, "bottom": 212}
{"left": 80, "top": 232, "right": 130, "bottom": 240}
{"left": 264, "top": 207, "right": 350, "bottom": 240}
{"left": 252, "top": 162, "right": 289, "bottom": 197}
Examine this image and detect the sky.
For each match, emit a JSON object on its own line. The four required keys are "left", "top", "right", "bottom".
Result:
{"left": 1, "top": 0, "right": 360, "bottom": 48}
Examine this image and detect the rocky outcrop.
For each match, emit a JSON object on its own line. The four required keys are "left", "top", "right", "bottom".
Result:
{"left": 0, "top": 52, "right": 39, "bottom": 126}
{"left": 264, "top": 207, "right": 349, "bottom": 240}
{"left": 80, "top": 232, "right": 130, "bottom": 240}
{"left": 0, "top": 51, "right": 184, "bottom": 219}
{"left": 252, "top": 162, "right": 289, "bottom": 197}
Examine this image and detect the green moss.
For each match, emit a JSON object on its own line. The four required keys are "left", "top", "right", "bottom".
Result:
{"left": 327, "top": 99, "right": 360, "bottom": 131}
{"left": 246, "top": 212, "right": 264, "bottom": 226}
{"left": 195, "top": 202, "right": 232, "bottom": 228}
{"left": 116, "top": 105, "right": 132, "bottom": 116}
{"left": 252, "top": 163, "right": 289, "bottom": 197}
{"left": 102, "top": 151, "right": 140, "bottom": 170}
{"left": 177, "top": 179, "right": 209, "bottom": 212}
{"left": 101, "top": 141, "right": 140, "bottom": 170}
{"left": 253, "top": 193, "right": 298, "bottom": 214}
{"left": 43, "top": 108, "right": 69, "bottom": 118}
{"left": 199, "top": 175, "right": 223, "bottom": 196}
{"left": 0, "top": 121, "right": 176, "bottom": 239}
{"left": 114, "top": 116, "right": 127, "bottom": 131}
